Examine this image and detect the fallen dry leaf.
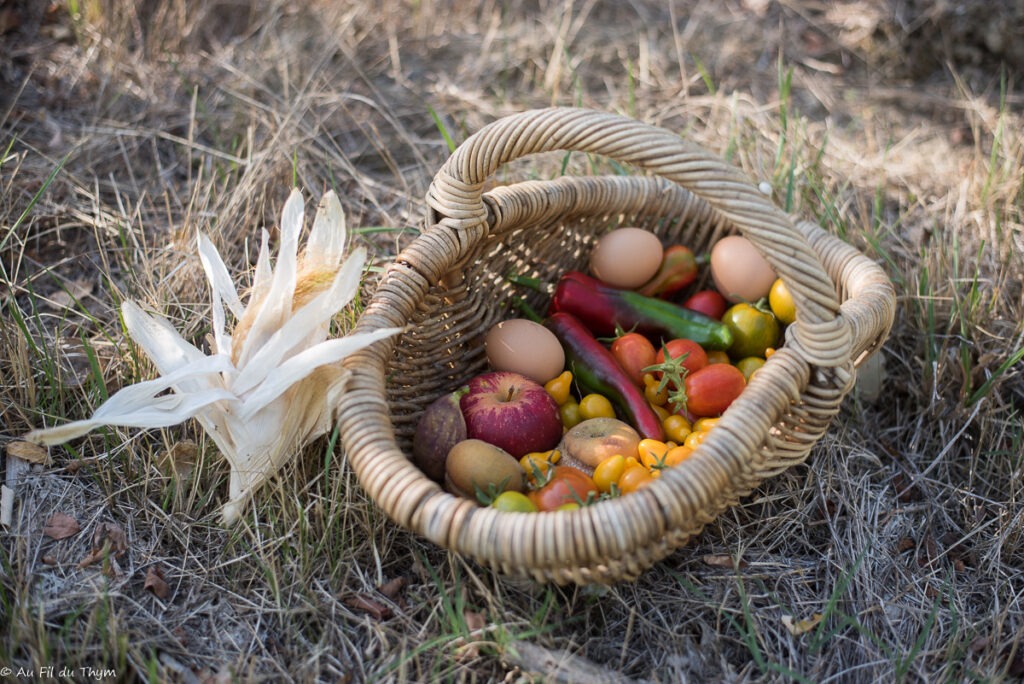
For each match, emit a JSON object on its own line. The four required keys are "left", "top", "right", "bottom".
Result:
{"left": 782, "top": 613, "right": 824, "bottom": 636}
{"left": 78, "top": 521, "right": 128, "bottom": 568}
{"left": 702, "top": 554, "right": 748, "bottom": 569}
{"left": 344, "top": 594, "right": 392, "bottom": 620}
{"left": 144, "top": 565, "right": 170, "bottom": 599}
{"left": 455, "top": 610, "right": 488, "bottom": 661}
{"left": 157, "top": 440, "right": 198, "bottom": 480}
{"left": 378, "top": 576, "right": 406, "bottom": 601}
{"left": 970, "top": 635, "right": 991, "bottom": 653}
{"left": 45, "top": 278, "right": 93, "bottom": 311}
{"left": 42, "top": 512, "right": 81, "bottom": 540}
{"left": 6, "top": 440, "right": 49, "bottom": 465}
{"left": 464, "top": 610, "right": 486, "bottom": 632}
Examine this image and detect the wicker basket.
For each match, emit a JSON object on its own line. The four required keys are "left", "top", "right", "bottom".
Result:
{"left": 337, "top": 107, "right": 896, "bottom": 584}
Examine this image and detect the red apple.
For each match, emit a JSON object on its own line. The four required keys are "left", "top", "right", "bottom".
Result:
{"left": 459, "top": 371, "right": 563, "bottom": 458}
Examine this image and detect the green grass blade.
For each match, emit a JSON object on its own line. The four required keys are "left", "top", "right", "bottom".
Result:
{"left": 1, "top": 151, "right": 70, "bottom": 253}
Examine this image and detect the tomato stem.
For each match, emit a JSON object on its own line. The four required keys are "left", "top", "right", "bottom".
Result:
{"left": 642, "top": 343, "right": 692, "bottom": 413}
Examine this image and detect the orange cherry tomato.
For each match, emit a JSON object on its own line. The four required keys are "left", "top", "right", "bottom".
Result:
{"left": 637, "top": 438, "right": 671, "bottom": 469}
{"left": 618, "top": 464, "right": 655, "bottom": 494}
{"left": 662, "top": 445, "right": 694, "bottom": 468}
{"left": 593, "top": 454, "right": 627, "bottom": 494}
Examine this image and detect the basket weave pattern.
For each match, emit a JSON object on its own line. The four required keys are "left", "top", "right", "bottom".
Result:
{"left": 338, "top": 108, "right": 896, "bottom": 584}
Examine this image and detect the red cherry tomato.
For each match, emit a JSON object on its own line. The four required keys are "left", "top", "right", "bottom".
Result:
{"left": 610, "top": 332, "right": 657, "bottom": 387}
{"left": 655, "top": 338, "right": 708, "bottom": 377}
{"left": 682, "top": 290, "right": 728, "bottom": 320}
{"left": 684, "top": 364, "right": 746, "bottom": 417}
{"left": 528, "top": 466, "right": 600, "bottom": 511}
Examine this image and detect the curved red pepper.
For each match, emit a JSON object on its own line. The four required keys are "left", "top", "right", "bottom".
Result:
{"left": 545, "top": 312, "right": 665, "bottom": 441}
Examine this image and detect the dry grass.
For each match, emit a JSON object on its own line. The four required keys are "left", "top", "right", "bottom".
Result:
{"left": 2, "top": 0, "right": 1022, "bottom": 681}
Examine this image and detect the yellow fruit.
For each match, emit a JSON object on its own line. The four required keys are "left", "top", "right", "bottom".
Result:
{"left": 579, "top": 393, "right": 615, "bottom": 420}
{"left": 769, "top": 278, "right": 797, "bottom": 325}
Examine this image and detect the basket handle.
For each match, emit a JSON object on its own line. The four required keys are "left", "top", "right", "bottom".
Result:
{"left": 426, "top": 107, "right": 850, "bottom": 367}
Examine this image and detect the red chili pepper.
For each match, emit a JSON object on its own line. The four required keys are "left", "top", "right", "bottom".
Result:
{"left": 544, "top": 312, "right": 665, "bottom": 441}
{"left": 548, "top": 271, "right": 733, "bottom": 350}
{"left": 637, "top": 245, "right": 698, "bottom": 298}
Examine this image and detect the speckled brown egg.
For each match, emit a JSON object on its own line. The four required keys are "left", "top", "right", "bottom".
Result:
{"left": 589, "top": 227, "right": 664, "bottom": 289}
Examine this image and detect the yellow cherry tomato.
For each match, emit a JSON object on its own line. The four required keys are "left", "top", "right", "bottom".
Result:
{"left": 520, "top": 451, "right": 557, "bottom": 482}
{"left": 593, "top": 454, "right": 627, "bottom": 493}
{"left": 618, "top": 464, "right": 655, "bottom": 494}
{"left": 692, "top": 417, "right": 721, "bottom": 433}
{"left": 642, "top": 373, "right": 669, "bottom": 406}
{"left": 638, "top": 438, "right": 671, "bottom": 469}
{"left": 662, "top": 414, "right": 692, "bottom": 443}
{"left": 769, "top": 278, "right": 797, "bottom": 325}
{"left": 649, "top": 402, "right": 670, "bottom": 421}
{"left": 579, "top": 393, "right": 615, "bottom": 420}
{"left": 684, "top": 431, "right": 707, "bottom": 449}
{"left": 559, "top": 399, "right": 583, "bottom": 429}
{"left": 544, "top": 370, "right": 574, "bottom": 406}
{"left": 663, "top": 445, "right": 694, "bottom": 468}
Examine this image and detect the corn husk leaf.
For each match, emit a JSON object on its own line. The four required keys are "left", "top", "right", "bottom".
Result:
{"left": 27, "top": 189, "right": 402, "bottom": 523}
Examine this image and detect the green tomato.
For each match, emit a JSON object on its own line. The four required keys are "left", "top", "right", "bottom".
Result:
{"left": 723, "top": 302, "right": 780, "bottom": 360}
{"left": 735, "top": 356, "right": 766, "bottom": 381}
{"left": 491, "top": 490, "right": 538, "bottom": 513}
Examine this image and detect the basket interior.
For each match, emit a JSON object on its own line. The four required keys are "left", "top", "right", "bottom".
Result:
{"left": 385, "top": 175, "right": 741, "bottom": 447}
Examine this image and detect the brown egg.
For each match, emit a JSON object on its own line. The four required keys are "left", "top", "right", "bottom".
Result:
{"left": 710, "top": 235, "right": 778, "bottom": 303}
{"left": 485, "top": 318, "right": 565, "bottom": 384}
{"left": 589, "top": 227, "right": 664, "bottom": 289}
